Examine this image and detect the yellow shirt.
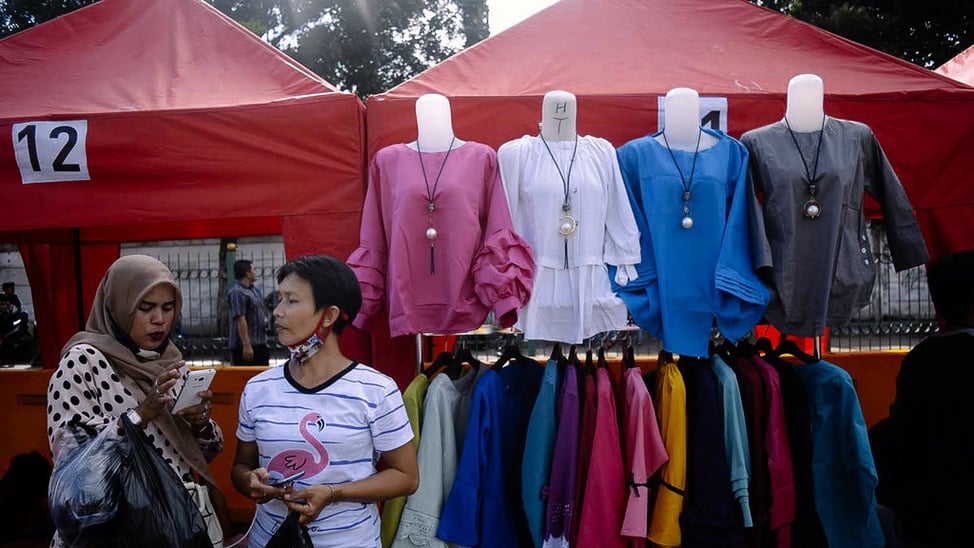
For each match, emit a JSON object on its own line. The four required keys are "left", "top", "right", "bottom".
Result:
{"left": 648, "top": 360, "right": 687, "bottom": 547}
{"left": 380, "top": 374, "right": 428, "bottom": 547}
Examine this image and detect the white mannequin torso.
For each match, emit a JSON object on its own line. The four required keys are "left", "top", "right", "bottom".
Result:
{"left": 785, "top": 74, "right": 826, "bottom": 132}
{"left": 410, "top": 93, "right": 465, "bottom": 152}
{"left": 655, "top": 87, "right": 718, "bottom": 151}
{"left": 540, "top": 90, "right": 577, "bottom": 142}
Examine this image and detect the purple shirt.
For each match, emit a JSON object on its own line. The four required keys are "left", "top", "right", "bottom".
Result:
{"left": 349, "top": 142, "right": 535, "bottom": 336}
{"left": 545, "top": 364, "right": 579, "bottom": 542}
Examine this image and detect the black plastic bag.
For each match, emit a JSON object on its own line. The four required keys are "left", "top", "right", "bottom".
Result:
{"left": 265, "top": 511, "right": 314, "bottom": 548}
{"left": 111, "top": 413, "right": 212, "bottom": 547}
{"left": 48, "top": 422, "right": 127, "bottom": 544}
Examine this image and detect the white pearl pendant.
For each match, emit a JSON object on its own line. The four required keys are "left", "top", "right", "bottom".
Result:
{"left": 681, "top": 216, "right": 694, "bottom": 229}
{"left": 426, "top": 227, "right": 438, "bottom": 240}
{"left": 558, "top": 215, "right": 578, "bottom": 237}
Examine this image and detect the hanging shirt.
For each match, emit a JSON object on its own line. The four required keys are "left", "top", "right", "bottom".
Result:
{"left": 576, "top": 368, "right": 627, "bottom": 548}
{"left": 794, "top": 360, "right": 885, "bottom": 548}
{"left": 764, "top": 355, "right": 828, "bottom": 548}
{"left": 711, "top": 354, "right": 754, "bottom": 528}
{"left": 613, "top": 129, "right": 769, "bottom": 357}
{"left": 394, "top": 367, "right": 483, "bottom": 548}
{"left": 679, "top": 356, "right": 746, "bottom": 547}
{"left": 382, "top": 374, "right": 429, "bottom": 547}
{"left": 731, "top": 356, "right": 772, "bottom": 548}
{"left": 742, "top": 118, "right": 929, "bottom": 336}
{"left": 349, "top": 142, "right": 535, "bottom": 337}
{"left": 752, "top": 356, "right": 796, "bottom": 548}
{"left": 522, "top": 361, "right": 561, "bottom": 547}
{"left": 570, "top": 369, "right": 598, "bottom": 545}
{"left": 620, "top": 367, "right": 668, "bottom": 545}
{"left": 543, "top": 363, "right": 579, "bottom": 548}
{"left": 498, "top": 135, "right": 640, "bottom": 343}
{"left": 438, "top": 358, "right": 543, "bottom": 547}
{"left": 647, "top": 359, "right": 687, "bottom": 547}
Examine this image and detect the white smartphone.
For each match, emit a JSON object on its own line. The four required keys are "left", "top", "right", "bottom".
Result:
{"left": 171, "top": 368, "right": 216, "bottom": 413}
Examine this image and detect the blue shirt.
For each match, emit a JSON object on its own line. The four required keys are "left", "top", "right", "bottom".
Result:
{"left": 794, "top": 360, "right": 884, "bottom": 548}
{"left": 712, "top": 354, "right": 753, "bottom": 527}
{"left": 611, "top": 129, "right": 768, "bottom": 357}
{"left": 438, "top": 357, "right": 543, "bottom": 547}
{"left": 521, "top": 361, "right": 560, "bottom": 547}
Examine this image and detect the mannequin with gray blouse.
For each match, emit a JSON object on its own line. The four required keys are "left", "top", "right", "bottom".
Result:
{"left": 742, "top": 73, "right": 929, "bottom": 355}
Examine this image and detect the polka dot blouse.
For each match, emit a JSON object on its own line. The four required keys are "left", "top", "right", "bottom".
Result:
{"left": 46, "top": 344, "right": 223, "bottom": 483}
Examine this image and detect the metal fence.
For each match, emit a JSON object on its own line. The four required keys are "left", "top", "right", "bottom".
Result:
{"left": 4, "top": 224, "right": 936, "bottom": 367}
{"left": 127, "top": 224, "right": 937, "bottom": 364}
{"left": 121, "top": 238, "right": 290, "bottom": 365}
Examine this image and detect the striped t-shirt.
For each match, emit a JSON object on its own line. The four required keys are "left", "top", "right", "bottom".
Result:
{"left": 237, "top": 361, "right": 413, "bottom": 547}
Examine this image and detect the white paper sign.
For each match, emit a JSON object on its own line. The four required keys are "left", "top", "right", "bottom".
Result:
{"left": 12, "top": 120, "right": 90, "bottom": 184}
{"left": 657, "top": 96, "right": 729, "bottom": 133}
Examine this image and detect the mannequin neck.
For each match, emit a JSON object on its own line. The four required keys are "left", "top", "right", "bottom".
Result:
{"left": 785, "top": 74, "right": 826, "bottom": 132}
{"left": 656, "top": 88, "right": 717, "bottom": 151}
{"left": 412, "top": 93, "right": 463, "bottom": 152}
{"left": 415, "top": 124, "right": 461, "bottom": 152}
{"left": 540, "top": 90, "right": 577, "bottom": 142}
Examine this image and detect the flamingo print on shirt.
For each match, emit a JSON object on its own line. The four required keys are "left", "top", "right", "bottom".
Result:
{"left": 267, "top": 411, "right": 330, "bottom": 480}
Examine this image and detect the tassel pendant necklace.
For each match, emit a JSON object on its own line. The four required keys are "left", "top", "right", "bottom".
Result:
{"left": 661, "top": 129, "right": 702, "bottom": 229}
{"left": 416, "top": 135, "right": 457, "bottom": 274}
{"left": 539, "top": 133, "right": 580, "bottom": 269}
{"left": 784, "top": 115, "right": 827, "bottom": 219}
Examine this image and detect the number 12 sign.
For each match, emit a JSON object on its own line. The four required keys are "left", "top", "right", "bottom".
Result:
{"left": 12, "top": 121, "right": 90, "bottom": 184}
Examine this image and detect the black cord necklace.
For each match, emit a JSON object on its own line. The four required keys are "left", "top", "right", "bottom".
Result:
{"left": 416, "top": 135, "right": 457, "bottom": 274}
{"left": 539, "top": 132, "right": 579, "bottom": 268}
{"left": 661, "top": 129, "right": 702, "bottom": 229}
{"left": 784, "top": 115, "right": 826, "bottom": 219}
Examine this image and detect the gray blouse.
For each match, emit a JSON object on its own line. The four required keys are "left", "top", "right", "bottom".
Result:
{"left": 742, "top": 117, "right": 928, "bottom": 336}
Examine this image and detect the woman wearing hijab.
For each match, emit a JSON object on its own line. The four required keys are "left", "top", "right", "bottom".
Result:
{"left": 231, "top": 254, "right": 418, "bottom": 547}
{"left": 46, "top": 255, "right": 225, "bottom": 546}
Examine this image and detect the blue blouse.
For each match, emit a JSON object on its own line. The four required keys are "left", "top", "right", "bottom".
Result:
{"left": 611, "top": 129, "right": 769, "bottom": 357}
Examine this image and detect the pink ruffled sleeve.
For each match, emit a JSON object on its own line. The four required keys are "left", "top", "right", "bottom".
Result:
{"left": 347, "top": 158, "right": 387, "bottom": 330}
{"left": 472, "top": 159, "right": 535, "bottom": 328}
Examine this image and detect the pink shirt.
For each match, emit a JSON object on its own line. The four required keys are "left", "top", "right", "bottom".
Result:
{"left": 577, "top": 368, "right": 627, "bottom": 548}
{"left": 753, "top": 356, "right": 796, "bottom": 548}
{"left": 349, "top": 142, "right": 535, "bottom": 337}
{"left": 621, "top": 368, "right": 668, "bottom": 544}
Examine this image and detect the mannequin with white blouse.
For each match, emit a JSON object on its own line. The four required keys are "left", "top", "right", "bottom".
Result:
{"left": 411, "top": 93, "right": 465, "bottom": 152}
{"left": 540, "top": 90, "right": 577, "bottom": 142}
{"left": 497, "top": 90, "right": 641, "bottom": 345}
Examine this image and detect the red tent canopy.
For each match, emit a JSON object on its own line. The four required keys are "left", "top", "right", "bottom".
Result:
{"left": 937, "top": 44, "right": 974, "bottom": 86}
{"left": 0, "top": 0, "right": 369, "bottom": 368}
{"left": 368, "top": 0, "right": 974, "bottom": 261}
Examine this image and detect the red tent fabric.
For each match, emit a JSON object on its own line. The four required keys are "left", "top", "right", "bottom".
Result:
{"left": 937, "top": 44, "right": 974, "bottom": 86}
{"left": 0, "top": 0, "right": 369, "bottom": 369}
{"left": 368, "top": 0, "right": 974, "bottom": 260}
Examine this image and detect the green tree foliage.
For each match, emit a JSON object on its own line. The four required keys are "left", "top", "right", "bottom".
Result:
{"left": 0, "top": 0, "right": 98, "bottom": 37}
{"left": 209, "top": 0, "right": 488, "bottom": 97}
{"left": 750, "top": 0, "right": 972, "bottom": 68}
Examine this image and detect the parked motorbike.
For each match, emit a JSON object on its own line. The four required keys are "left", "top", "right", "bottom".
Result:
{"left": 0, "top": 314, "right": 38, "bottom": 366}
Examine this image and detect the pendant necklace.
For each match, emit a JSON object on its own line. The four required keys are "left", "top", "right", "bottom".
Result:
{"left": 539, "top": 132, "right": 579, "bottom": 268}
{"left": 784, "top": 115, "right": 826, "bottom": 219}
{"left": 661, "top": 129, "right": 702, "bottom": 229}
{"left": 416, "top": 135, "right": 457, "bottom": 274}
